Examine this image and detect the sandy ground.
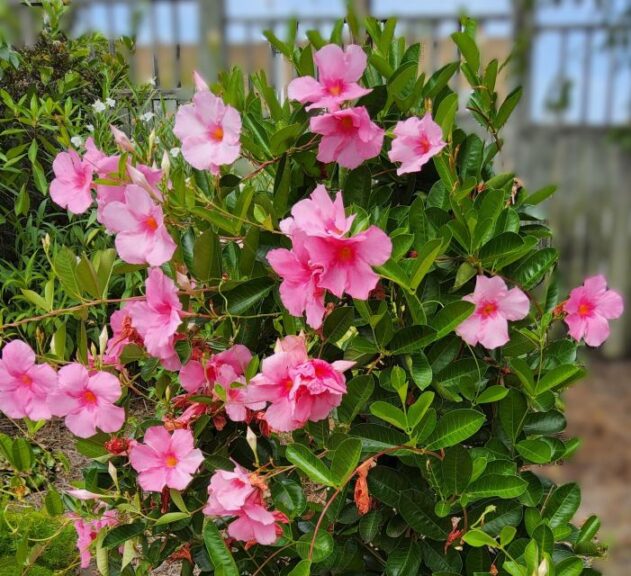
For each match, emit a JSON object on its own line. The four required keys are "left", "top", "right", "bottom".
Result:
{"left": 3, "top": 358, "right": 629, "bottom": 575}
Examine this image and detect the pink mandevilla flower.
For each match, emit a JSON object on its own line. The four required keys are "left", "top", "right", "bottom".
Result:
{"left": 267, "top": 230, "right": 327, "bottom": 329}
{"left": 174, "top": 84, "right": 241, "bottom": 175}
{"left": 456, "top": 275, "right": 530, "bottom": 350}
{"left": 104, "top": 307, "right": 143, "bottom": 366}
{"left": 246, "top": 334, "right": 353, "bottom": 432}
{"left": 388, "top": 113, "right": 447, "bottom": 175}
{"left": 310, "top": 106, "right": 384, "bottom": 169}
{"left": 306, "top": 227, "right": 392, "bottom": 300}
{"left": 204, "top": 464, "right": 289, "bottom": 545}
{"left": 0, "top": 340, "right": 57, "bottom": 420}
{"left": 100, "top": 184, "right": 176, "bottom": 266}
{"left": 564, "top": 275, "right": 623, "bottom": 347}
{"left": 71, "top": 510, "right": 118, "bottom": 569}
{"left": 128, "top": 268, "right": 183, "bottom": 368}
{"left": 129, "top": 426, "right": 204, "bottom": 492}
{"left": 180, "top": 345, "right": 263, "bottom": 421}
{"left": 49, "top": 363, "right": 125, "bottom": 438}
{"left": 50, "top": 149, "right": 94, "bottom": 214}
{"left": 288, "top": 43, "right": 371, "bottom": 111}
{"left": 280, "top": 184, "right": 354, "bottom": 238}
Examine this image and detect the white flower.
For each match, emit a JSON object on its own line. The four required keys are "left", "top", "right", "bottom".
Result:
{"left": 86, "top": 124, "right": 95, "bottom": 133}
{"left": 140, "top": 112, "right": 155, "bottom": 122}
{"left": 105, "top": 97, "right": 116, "bottom": 108}
{"left": 170, "top": 147, "right": 181, "bottom": 158}
{"left": 148, "top": 77, "right": 156, "bottom": 87}
{"left": 92, "top": 100, "right": 106, "bottom": 113}
{"left": 70, "top": 135, "right": 83, "bottom": 148}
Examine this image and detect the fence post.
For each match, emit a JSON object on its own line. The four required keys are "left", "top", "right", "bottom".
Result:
{"left": 198, "top": 0, "right": 226, "bottom": 84}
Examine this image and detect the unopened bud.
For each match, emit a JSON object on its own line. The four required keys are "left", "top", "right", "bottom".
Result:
{"left": 110, "top": 125, "right": 135, "bottom": 153}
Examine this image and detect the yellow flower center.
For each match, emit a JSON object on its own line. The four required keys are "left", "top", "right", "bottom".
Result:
{"left": 338, "top": 246, "right": 354, "bottom": 262}
{"left": 211, "top": 126, "right": 224, "bottom": 141}
{"left": 145, "top": 216, "right": 158, "bottom": 231}
{"left": 20, "top": 374, "right": 33, "bottom": 387}
{"left": 165, "top": 455, "right": 178, "bottom": 468}
{"left": 479, "top": 302, "right": 498, "bottom": 318}
{"left": 578, "top": 302, "right": 592, "bottom": 317}
{"left": 83, "top": 390, "right": 97, "bottom": 404}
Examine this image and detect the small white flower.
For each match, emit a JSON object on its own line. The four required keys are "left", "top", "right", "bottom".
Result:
{"left": 140, "top": 111, "right": 155, "bottom": 122}
{"left": 70, "top": 135, "right": 83, "bottom": 148}
{"left": 148, "top": 77, "right": 156, "bottom": 87}
{"left": 92, "top": 100, "right": 106, "bottom": 113}
{"left": 105, "top": 97, "right": 116, "bottom": 108}
{"left": 86, "top": 124, "right": 95, "bottom": 133}
{"left": 170, "top": 147, "right": 181, "bottom": 158}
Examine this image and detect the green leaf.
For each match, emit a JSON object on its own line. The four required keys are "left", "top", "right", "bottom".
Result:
{"left": 288, "top": 560, "right": 312, "bottom": 576}
{"left": 193, "top": 229, "right": 222, "bottom": 282}
{"left": 271, "top": 477, "right": 307, "bottom": 519}
{"left": 389, "top": 326, "right": 431, "bottom": 354}
{"left": 270, "top": 123, "right": 303, "bottom": 155}
{"left": 398, "top": 490, "right": 449, "bottom": 540}
{"left": 154, "top": 512, "right": 190, "bottom": 526}
{"left": 359, "top": 510, "right": 382, "bottom": 542}
{"left": 285, "top": 444, "right": 336, "bottom": 487}
{"left": 523, "top": 184, "right": 556, "bottom": 206}
{"left": 409, "top": 238, "right": 443, "bottom": 290}
{"left": 370, "top": 401, "right": 407, "bottom": 430}
{"left": 476, "top": 385, "right": 509, "bottom": 404}
{"left": 331, "top": 437, "right": 362, "bottom": 486}
{"left": 45, "top": 487, "right": 64, "bottom": 515}
{"left": 535, "top": 364, "right": 584, "bottom": 395}
{"left": 452, "top": 31, "right": 480, "bottom": 72}
{"left": 516, "top": 439, "right": 554, "bottom": 464}
{"left": 11, "top": 438, "right": 33, "bottom": 471}
{"left": 542, "top": 483, "right": 581, "bottom": 528}
{"left": 465, "top": 474, "right": 528, "bottom": 501}
{"left": 462, "top": 529, "right": 497, "bottom": 548}
{"left": 425, "top": 409, "right": 486, "bottom": 450}
{"left": 496, "top": 87, "right": 522, "bottom": 129}
{"left": 407, "top": 391, "right": 435, "bottom": 428}
{"left": 429, "top": 301, "right": 475, "bottom": 342}
{"left": 405, "top": 352, "right": 433, "bottom": 390}
{"left": 338, "top": 375, "right": 375, "bottom": 423}
{"left": 53, "top": 246, "right": 81, "bottom": 300}
{"left": 511, "top": 248, "right": 558, "bottom": 290}
{"left": 103, "top": 522, "right": 145, "bottom": 549}
{"left": 499, "top": 389, "right": 528, "bottom": 443}
{"left": 434, "top": 93, "right": 459, "bottom": 138}
{"left": 509, "top": 358, "right": 535, "bottom": 396}
{"left": 323, "top": 307, "right": 354, "bottom": 342}
{"left": 75, "top": 254, "right": 101, "bottom": 300}
{"left": 296, "top": 531, "right": 334, "bottom": 562}
{"left": 385, "top": 540, "right": 423, "bottom": 576}
{"left": 203, "top": 520, "right": 239, "bottom": 576}
{"left": 375, "top": 259, "right": 411, "bottom": 290}
{"left": 224, "top": 277, "right": 274, "bottom": 315}
{"left": 368, "top": 466, "right": 410, "bottom": 507}
{"left": 441, "top": 445, "right": 472, "bottom": 496}
{"left": 350, "top": 423, "right": 407, "bottom": 453}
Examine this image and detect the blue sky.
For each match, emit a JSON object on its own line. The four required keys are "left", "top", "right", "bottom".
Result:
{"left": 73, "top": 0, "right": 631, "bottom": 125}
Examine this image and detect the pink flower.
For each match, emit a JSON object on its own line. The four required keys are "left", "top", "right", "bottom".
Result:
{"left": 280, "top": 184, "right": 354, "bottom": 238}
{"left": 203, "top": 463, "right": 256, "bottom": 515}
{"left": 267, "top": 231, "right": 327, "bottom": 329}
{"left": 456, "top": 275, "right": 530, "bottom": 349}
{"left": 305, "top": 226, "right": 392, "bottom": 300}
{"left": 288, "top": 44, "right": 371, "bottom": 111}
{"left": 564, "top": 275, "right": 624, "bottom": 347}
{"left": 110, "top": 125, "right": 135, "bottom": 153}
{"left": 0, "top": 340, "right": 57, "bottom": 420}
{"left": 246, "top": 335, "right": 352, "bottom": 432}
{"left": 49, "top": 363, "right": 125, "bottom": 438}
{"left": 50, "top": 150, "right": 94, "bottom": 214}
{"left": 204, "top": 465, "right": 289, "bottom": 545}
{"left": 289, "top": 359, "right": 353, "bottom": 426}
{"left": 174, "top": 88, "right": 241, "bottom": 174}
{"left": 104, "top": 308, "right": 143, "bottom": 366}
{"left": 388, "top": 113, "right": 446, "bottom": 175}
{"left": 129, "top": 426, "right": 204, "bottom": 492}
{"left": 310, "top": 106, "right": 384, "bottom": 169}
{"left": 100, "top": 184, "right": 176, "bottom": 266}
{"left": 179, "top": 345, "right": 262, "bottom": 422}
{"left": 128, "top": 269, "right": 183, "bottom": 366}
{"left": 227, "top": 500, "right": 288, "bottom": 545}
{"left": 71, "top": 510, "right": 118, "bottom": 568}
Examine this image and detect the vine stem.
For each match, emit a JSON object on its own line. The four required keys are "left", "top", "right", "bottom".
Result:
{"left": 307, "top": 444, "right": 443, "bottom": 561}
